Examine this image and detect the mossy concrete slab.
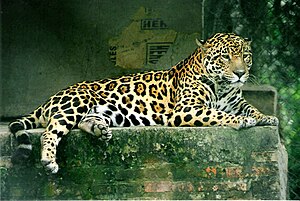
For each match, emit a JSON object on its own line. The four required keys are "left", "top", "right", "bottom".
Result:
{"left": 0, "top": 125, "right": 287, "bottom": 200}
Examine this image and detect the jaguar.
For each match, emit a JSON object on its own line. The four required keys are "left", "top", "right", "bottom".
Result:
{"left": 9, "top": 33, "right": 279, "bottom": 173}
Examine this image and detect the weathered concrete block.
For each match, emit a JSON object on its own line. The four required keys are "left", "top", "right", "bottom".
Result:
{"left": 241, "top": 84, "right": 277, "bottom": 115}
{"left": 0, "top": 125, "right": 287, "bottom": 200}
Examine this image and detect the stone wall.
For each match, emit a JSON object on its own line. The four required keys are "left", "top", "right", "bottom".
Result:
{"left": 0, "top": 125, "right": 287, "bottom": 200}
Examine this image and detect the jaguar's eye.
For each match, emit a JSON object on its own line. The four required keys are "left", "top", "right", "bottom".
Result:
{"left": 243, "top": 53, "right": 250, "bottom": 60}
{"left": 222, "top": 54, "right": 230, "bottom": 61}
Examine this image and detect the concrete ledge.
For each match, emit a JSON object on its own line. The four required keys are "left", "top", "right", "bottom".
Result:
{"left": 0, "top": 124, "right": 287, "bottom": 200}
{"left": 241, "top": 84, "right": 277, "bottom": 116}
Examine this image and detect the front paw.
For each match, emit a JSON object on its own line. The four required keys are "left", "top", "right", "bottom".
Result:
{"left": 239, "top": 117, "right": 257, "bottom": 129}
{"left": 230, "top": 117, "right": 256, "bottom": 130}
{"left": 258, "top": 115, "right": 279, "bottom": 126}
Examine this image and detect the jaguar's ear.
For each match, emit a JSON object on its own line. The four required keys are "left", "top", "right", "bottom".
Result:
{"left": 196, "top": 38, "right": 205, "bottom": 47}
{"left": 244, "top": 37, "right": 252, "bottom": 45}
{"left": 196, "top": 38, "right": 209, "bottom": 52}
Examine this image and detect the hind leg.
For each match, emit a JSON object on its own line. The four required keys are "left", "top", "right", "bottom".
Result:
{"left": 78, "top": 105, "right": 112, "bottom": 141}
{"left": 40, "top": 113, "right": 77, "bottom": 173}
{"left": 40, "top": 131, "right": 60, "bottom": 173}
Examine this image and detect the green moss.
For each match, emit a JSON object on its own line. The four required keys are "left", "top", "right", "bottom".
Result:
{"left": 0, "top": 167, "right": 9, "bottom": 199}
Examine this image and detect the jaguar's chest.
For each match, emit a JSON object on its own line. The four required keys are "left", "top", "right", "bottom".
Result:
{"left": 189, "top": 79, "right": 241, "bottom": 112}
{"left": 213, "top": 87, "right": 242, "bottom": 112}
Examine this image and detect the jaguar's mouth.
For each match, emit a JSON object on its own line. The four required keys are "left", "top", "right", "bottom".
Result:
{"left": 223, "top": 75, "right": 246, "bottom": 87}
{"left": 230, "top": 80, "right": 245, "bottom": 87}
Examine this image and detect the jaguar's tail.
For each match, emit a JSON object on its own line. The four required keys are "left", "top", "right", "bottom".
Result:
{"left": 9, "top": 106, "right": 43, "bottom": 134}
{"left": 8, "top": 106, "right": 43, "bottom": 164}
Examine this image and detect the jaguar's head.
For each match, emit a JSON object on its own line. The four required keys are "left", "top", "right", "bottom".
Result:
{"left": 197, "top": 33, "right": 252, "bottom": 87}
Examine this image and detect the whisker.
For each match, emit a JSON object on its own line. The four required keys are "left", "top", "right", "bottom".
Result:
{"left": 248, "top": 74, "right": 259, "bottom": 85}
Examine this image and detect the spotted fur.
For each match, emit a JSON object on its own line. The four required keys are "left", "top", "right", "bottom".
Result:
{"left": 9, "top": 33, "right": 278, "bottom": 173}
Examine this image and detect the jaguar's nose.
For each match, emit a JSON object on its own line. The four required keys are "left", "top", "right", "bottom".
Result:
{"left": 233, "top": 69, "right": 245, "bottom": 78}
